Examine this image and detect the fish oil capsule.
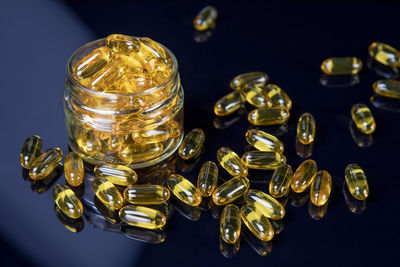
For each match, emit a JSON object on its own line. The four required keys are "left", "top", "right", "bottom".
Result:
{"left": 178, "top": 128, "right": 205, "bottom": 160}
{"left": 345, "top": 164, "right": 369, "bottom": 200}
{"left": 29, "top": 148, "right": 63, "bottom": 180}
{"left": 76, "top": 130, "right": 102, "bottom": 157}
{"left": 73, "top": 47, "right": 111, "bottom": 79}
{"left": 123, "top": 185, "right": 170, "bottom": 205}
{"left": 240, "top": 204, "right": 274, "bottom": 241}
{"left": 310, "top": 170, "right": 332, "bottom": 206}
{"left": 244, "top": 189, "right": 285, "bottom": 220}
{"left": 64, "top": 152, "right": 84, "bottom": 187}
{"left": 220, "top": 204, "right": 241, "bottom": 244}
{"left": 214, "top": 91, "right": 245, "bottom": 116}
{"left": 119, "top": 142, "right": 163, "bottom": 163}
{"left": 238, "top": 85, "right": 272, "bottom": 108}
{"left": 119, "top": 205, "right": 166, "bottom": 230}
{"left": 217, "top": 147, "right": 248, "bottom": 176}
{"left": 138, "top": 124, "right": 173, "bottom": 144}
{"left": 212, "top": 176, "right": 249, "bottom": 206}
{"left": 297, "top": 113, "right": 316, "bottom": 145}
{"left": 20, "top": 135, "right": 42, "bottom": 169}
{"left": 248, "top": 107, "right": 289, "bottom": 126}
{"left": 368, "top": 42, "right": 400, "bottom": 67}
{"left": 269, "top": 164, "right": 293, "bottom": 198}
{"left": 197, "top": 161, "right": 218, "bottom": 197}
{"left": 241, "top": 151, "right": 286, "bottom": 170}
{"left": 105, "top": 34, "right": 140, "bottom": 54}
{"left": 291, "top": 159, "right": 317, "bottom": 193}
{"left": 262, "top": 84, "right": 292, "bottom": 110}
{"left": 193, "top": 6, "right": 218, "bottom": 31}
{"left": 321, "top": 57, "right": 363, "bottom": 75}
{"left": 351, "top": 103, "right": 376, "bottom": 134}
{"left": 230, "top": 72, "right": 269, "bottom": 90}
{"left": 52, "top": 184, "right": 83, "bottom": 219}
{"left": 245, "top": 129, "right": 284, "bottom": 153}
{"left": 94, "top": 164, "right": 137, "bottom": 186}
{"left": 92, "top": 177, "right": 124, "bottom": 210}
{"left": 167, "top": 174, "right": 202, "bottom": 206}
{"left": 373, "top": 79, "right": 400, "bottom": 99}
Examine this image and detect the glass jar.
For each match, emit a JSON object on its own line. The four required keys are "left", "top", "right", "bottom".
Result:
{"left": 64, "top": 38, "right": 184, "bottom": 168}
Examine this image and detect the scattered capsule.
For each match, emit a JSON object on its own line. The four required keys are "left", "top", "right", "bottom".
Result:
{"left": 197, "top": 161, "right": 218, "bottom": 197}
{"left": 52, "top": 184, "right": 83, "bottom": 219}
{"left": 291, "top": 159, "right": 317, "bottom": 193}
{"left": 219, "top": 236, "right": 240, "bottom": 258}
{"left": 123, "top": 185, "right": 170, "bottom": 205}
{"left": 29, "top": 148, "right": 63, "bottom": 180}
{"left": 238, "top": 85, "right": 272, "bottom": 108}
{"left": 240, "top": 204, "right": 274, "bottom": 241}
{"left": 20, "top": 135, "right": 42, "bottom": 169}
{"left": 105, "top": 34, "right": 140, "bottom": 54}
{"left": 54, "top": 204, "right": 84, "bottom": 233}
{"left": 220, "top": 204, "right": 241, "bottom": 244}
{"left": 241, "top": 151, "right": 286, "bottom": 170}
{"left": 94, "top": 164, "right": 137, "bottom": 186}
{"left": 373, "top": 79, "right": 400, "bottom": 99}
{"left": 167, "top": 174, "right": 202, "bottom": 206}
{"left": 121, "top": 224, "right": 166, "bottom": 244}
{"left": 119, "top": 205, "right": 166, "bottom": 230}
{"left": 245, "top": 129, "right": 284, "bottom": 153}
{"left": 262, "top": 84, "right": 292, "bottom": 110}
{"left": 214, "top": 91, "right": 245, "bottom": 116}
{"left": 193, "top": 6, "right": 218, "bottom": 31}
{"left": 342, "top": 181, "right": 366, "bottom": 214}
{"left": 269, "top": 164, "right": 293, "bottom": 198}
{"left": 310, "top": 170, "right": 332, "bottom": 206}
{"left": 230, "top": 72, "right": 269, "bottom": 90}
{"left": 368, "top": 42, "right": 400, "bottom": 67}
{"left": 248, "top": 107, "right": 289, "bottom": 126}
{"left": 92, "top": 177, "right": 124, "bottom": 210}
{"left": 64, "top": 152, "right": 84, "bottom": 187}
{"left": 321, "top": 57, "right": 362, "bottom": 75}
{"left": 244, "top": 189, "right": 285, "bottom": 220}
{"left": 297, "top": 113, "right": 316, "bottom": 145}
{"left": 351, "top": 103, "right": 376, "bottom": 134}
{"left": 212, "top": 176, "right": 249, "bottom": 206}
{"left": 308, "top": 200, "right": 328, "bottom": 220}
{"left": 345, "top": 164, "right": 369, "bottom": 200}
{"left": 295, "top": 139, "right": 314, "bottom": 159}
{"left": 72, "top": 46, "right": 111, "bottom": 79}
{"left": 217, "top": 147, "right": 248, "bottom": 176}
{"left": 178, "top": 128, "right": 205, "bottom": 160}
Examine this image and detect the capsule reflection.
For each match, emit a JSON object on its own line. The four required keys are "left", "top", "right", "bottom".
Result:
{"left": 349, "top": 120, "right": 373, "bottom": 148}
{"left": 53, "top": 204, "right": 84, "bottom": 233}
{"left": 367, "top": 57, "right": 399, "bottom": 79}
{"left": 295, "top": 139, "right": 314, "bottom": 159}
{"left": 171, "top": 196, "right": 201, "bottom": 221}
{"left": 308, "top": 200, "right": 328, "bottom": 220}
{"left": 120, "top": 224, "right": 166, "bottom": 244}
{"left": 319, "top": 74, "right": 360, "bottom": 88}
{"left": 241, "top": 227, "right": 273, "bottom": 256}
{"left": 219, "top": 236, "right": 240, "bottom": 258}
{"left": 370, "top": 94, "right": 400, "bottom": 113}
{"left": 342, "top": 181, "right": 366, "bottom": 214}
{"left": 289, "top": 190, "right": 310, "bottom": 207}
{"left": 213, "top": 113, "right": 241, "bottom": 129}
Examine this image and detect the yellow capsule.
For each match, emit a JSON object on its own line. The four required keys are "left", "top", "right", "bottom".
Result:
{"left": 167, "top": 174, "right": 202, "bottom": 206}
{"left": 297, "top": 113, "right": 316, "bottom": 145}
{"left": 119, "top": 142, "right": 163, "bottom": 163}
{"left": 107, "top": 134, "right": 129, "bottom": 151}
{"left": 368, "top": 42, "right": 400, "bottom": 67}
{"left": 240, "top": 204, "right": 274, "bottom": 241}
{"left": 248, "top": 107, "right": 289, "bottom": 126}
{"left": 373, "top": 79, "right": 400, "bottom": 99}
{"left": 72, "top": 46, "right": 111, "bottom": 79}
{"left": 269, "top": 164, "right": 293, "bottom": 198}
{"left": 345, "top": 164, "right": 369, "bottom": 200}
{"left": 212, "top": 176, "right": 249, "bottom": 206}
{"left": 238, "top": 85, "right": 272, "bottom": 108}
{"left": 351, "top": 103, "right": 376, "bottom": 134}
{"left": 92, "top": 177, "right": 124, "bottom": 210}
{"left": 241, "top": 151, "right": 286, "bottom": 170}
{"left": 64, "top": 152, "right": 84, "bottom": 187}
{"left": 262, "top": 84, "right": 292, "bottom": 110}
{"left": 94, "top": 164, "right": 137, "bottom": 186}
{"left": 214, "top": 91, "right": 245, "bottom": 116}
{"left": 105, "top": 34, "right": 140, "bottom": 54}
{"left": 321, "top": 57, "right": 362, "bottom": 75}
{"left": 244, "top": 189, "right": 285, "bottom": 220}
{"left": 217, "top": 147, "right": 248, "bottom": 176}
{"left": 310, "top": 170, "right": 332, "bottom": 206}
{"left": 123, "top": 185, "right": 170, "bottom": 205}
{"left": 193, "top": 6, "right": 218, "bottom": 31}
{"left": 178, "top": 128, "right": 205, "bottom": 160}
{"left": 20, "top": 135, "right": 42, "bottom": 169}
{"left": 119, "top": 205, "right": 166, "bottom": 230}
{"left": 53, "top": 205, "right": 84, "bottom": 233}
{"left": 76, "top": 130, "right": 102, "bottom": 157}
{"left": 138, "top": 124, "right": 173, "bottom": 144}
{"left": 29, "top": 148, "right": 63, "bottom": 180}
{"left": 220, "top": 204, "right": 241, "bottom": 244}
{"left": 245, "top": 129, "right": 284, "bottom": 153}
{"left": 291, "top": 159, "right": 317, "bottom": 193}
{"left": 139, "top": 37, "right": 170, "bottom": 62}
{"left": 230, "top": 72, "right": 269, "bottom": 90}
{"left": 52, "top": 184, "right": 83, "bottom": 219}
{"left": 197, "top": 161, "right": 218, "bottom": 197}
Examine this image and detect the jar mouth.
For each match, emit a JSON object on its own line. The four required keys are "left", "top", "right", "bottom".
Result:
{"left": 66, "top": 37, "right": 179, "bottom": 97}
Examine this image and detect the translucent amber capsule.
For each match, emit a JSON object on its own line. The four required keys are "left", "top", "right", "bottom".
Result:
{"left": 167, "top": 174, "right": 202, "bottom": 206}
{"left": 76, "top": 130, "right": 102, "bottom": 157}
{"left": 20, "top": 135, "right": 42, "bottom": 169}
{"left": 230, "top": 72, "right": 269, "bottom": 90}
{"left": 52, "top": 184, "right": 83, "bottom": 219}
{"left": 92, "top": 177, "right": 124, "bottom": 210}
{"left": 373, "top": 79, "right": 400, "bottom": 99}
{"left": 29, "top": 148, "right": 63, "bottom": 180}
{"left": 351, "top": 103, "right": 376, "bottom": 134}
{"left": 241, "top": 151, "right": 286, "bottom": 170}
{"left": 84, "top": 61, "right": 124, "bottom": 92}
{"left": 244, "top": 189, "right": 285, "bottom": 220}
{"left": 217, "top": 147, "right": 248, "bottom": 176}
{"left": 245, "top": 129, "right": 284, "bottom": 153}
{"left": 345, "top": 164, "right": 369, "bottom": 200}
{"left": 238, "top": 85, "right": 272, "bottom": 108}
{"left": 94, "top": 164, "right": 137, "bottom": 186}
{"left": 138, "top": 124, "right": 173, "bottom": 144}
{"left": 321, "top": 57, "right": 362, "bottom": 75}
{"left": 119, "top": 205, "right": 166, "bottom": 230}
{"left": 220, "top": 204, "right": 241, "bottom": 244}
{"left": 193, "top": 6, "right": 218, "bottom": 31}
{"left": 73, "top": 47, "right": 111, "bottom": 79}
{"left": 248, "top": 107, "right": 289, "bottom": 126}
{"left": 310, "top": 170, "right": 332, "bottom": 206}
{"left": 178, "top": 128, "right": 205, "bottom": 160}
{"left": 240, "top": 204, "right": 274, "bottom": 241}
{"left": 291, "top": 159, "right": 317, "bottom": 193}
{"left": 297, "top": 113, "right": 316, "bottom": 145}
{"left": 139, "top": 37, "right": 170, "bottom": 62}
{"left": 212, "top": 176, "right": 249, "bottom": 206}
{"left": 368, "top": 42, "right": 400, "bottom": 67}
{"left": 269, "top": 164, "right": 293, "bottom": 198}
{"left": 214, "top": 91, "right": 245, "bottom": 116}
{"left": 107, "top": 134, "right": 128, "bottom": 151}
{"left": 197, "top": 161, "right": 218, "bottom": 197}
{"left": 123, "top": 185, "right": 170, "bottom": 205}
{"left": 64, "top": 152, "right": 84, "bottom": 187}
{"left": 105, "top": 34, "right": 140, "bottom": 54}
{"left": 119, "top": 142, "right": 163, "bottom": 163}
{"left": 262, "top": 84, "right": 292, "bottom": 110}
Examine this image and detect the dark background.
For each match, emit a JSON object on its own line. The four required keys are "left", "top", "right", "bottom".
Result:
{"left": 1, "top": 0, "right": 399, "bottom": 266}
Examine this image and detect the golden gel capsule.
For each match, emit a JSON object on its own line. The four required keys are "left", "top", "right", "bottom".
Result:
{"left": 76, "top": 130, "right": 102, "bottom": 157}
{"left": 167, "top": 174, "right": 202, "bottom": 206}
{"left": 212, "top": 176, "right": 249, "bottom": 206}
{"left": 310, "top": 170, "right": 332, "bottom": 206}
{"left": 105, "top": 34, "right": 140, "bottom": 54}
{"left": 245, "top": 129, "right": 284, "bottom": 153}
{"left": 262, "top": 84, "right": 292, "bottom": 110}
{"left": 178, "top": 128, "right": 205, "bottom": 160}
{"left": 345, "top": 164, "right": 369, "bottom": 200}
{"left": 92, "top": 177, "right": 124, "bottom": 210}
{"left": 20, "top": 135, "right": 42, "bottom": 169}
{"left": 297, "top": 113, "right": 316, "bottom": 145}
{"left": 241, "top": 151, "right": 286, "bottom": 170}
{"left": 29, "top": 148, "right": 63, "bottom": 180}
{"left": 368, "top": 42, "right": 400, "bottom": 67}
{"left": 214, "top": 91, "right": 245, "bottom": 116}
{"left": 269, "top": 164, "right": 293, "bottom": 198}
{"left": 64, "top": 152, "right": 84, "bottom": 187}
{"left": 351, "top": 103, "right": 376, "bottom": 134}
{"left": 248, "top": 107, "right": 289, "bottom": 126}
{"left": 217, "top": 147, "right": 248, "bottom": 176}
{"left": 238, "top": 85, "right": 272, "bottom": 108}
{"left": 197, "top": 161, "right": 218, "bottom": 197}
{"left": 373, "top": 79, "right": 400, "bottom": 99}
{"left": 220, "top": 204, "right": 241, "bottom": 244}
{"left": 321, "top": 57, "right": 362, "bottom": 75}
{"left": 119, "top": 205, "right": 166, "bottom": 230}
{"left": 193, "top": 6, "right": 218, "bottom": 31}
{"left": 244, "top": 189, "right": 285, "bottom": 220}
{"left": 230, "top": 72, "right": 269, "bottom": 90}
{"left": 72, "top": 47, "right": 111, "bottom": 79}
{"left": 291, "top": 159, "right": 317, "bottom": 193}
{"left": 52, "top": 184, "right": 83, "bottom": 219}
{"left": 240, "top": 204, "right": 274, "bottom": 241}
{"left": 94, "top": 164, "right": 137, "bottom": 186}
{"left": 123, "top": 185, "right": 170, "bottom": 205}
